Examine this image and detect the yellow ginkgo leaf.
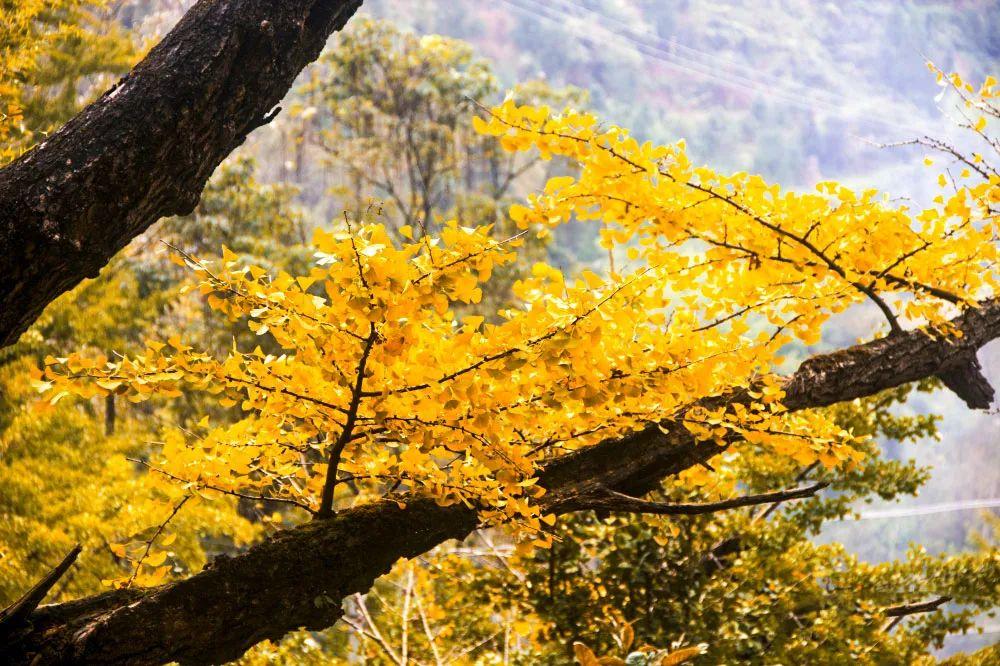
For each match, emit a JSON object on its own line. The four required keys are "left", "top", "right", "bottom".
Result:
{"left": 144, "top": 550, "right": 168, "bottom": 567}
{"left": 573, "top": 642, "right": 600, "bottom": 666}
{"left": 660, "top": 645, "right": 706, "bottom": 665}
{"left": 620, "top": 622, "right": 635, "bottom": 652}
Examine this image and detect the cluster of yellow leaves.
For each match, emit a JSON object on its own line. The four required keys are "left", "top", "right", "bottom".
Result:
{"left": 38, "top": 212, "right": 864, "bottom": 538}
{"left": 921, "top": 66, "right": 999, "bottom": 235}
{"left": 474, "top": 98, "right": 999, "bottom": 339}
{"left": 39, "top": 85, "right": 999, "bottom": 542}
{"left": 927, "top": 62, "right": 997, "bottom": 137}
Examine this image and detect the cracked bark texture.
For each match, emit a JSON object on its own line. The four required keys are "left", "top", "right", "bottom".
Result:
{"left": 5, "top": 299, "right": 997, "bottom": 665}
{"left": 0, "top": 0, "right": 362, "bottom": 347}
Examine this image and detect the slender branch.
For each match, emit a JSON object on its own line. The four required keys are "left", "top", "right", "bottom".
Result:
{"left": 368, "top": 267, "right": 652, "bottom": 396}
{"left": 755, "top": 462, "right": 821, "bottom": 522}
{"left": 883, "top": 595, "right": 952, "bottom": 618}
{"left": 223, "top": 374, "right": 351, "bottom": 419}
{"left": 400, "top": 566, "right": 413, "bottom": 665}
{"left": 318, "top": 324, "right": 379, "bottom": 518}
{"left": 164, "top": 241, "right": 366, "bottom": 342}
{"left": 343, "top": 211, "right": 373, "bottom": 293}
{"left": 351, "top": 593, "right": 402, "bottom": 665}
{"left": 413, "top": 229, "right": 528, "bottom": 284}
{"left": 126, "top": 495, "right": 190, "bottom": 588}
{"left": 570, "top": 481, "right": 829, "bottom": 516}
{"left": 413, "top": 584, "right": 444, "bottom": 666}
{"left": 871, "top": 136, "right": 994, "bottom": 180}
{"left": 480, "top": 104, "right": 912, "bottom": 332}
{"left": 882, "top": 595, "right": 952, "bottom": 633}
{"left": 128, "top": 457, "right": 314, "bottom": 514}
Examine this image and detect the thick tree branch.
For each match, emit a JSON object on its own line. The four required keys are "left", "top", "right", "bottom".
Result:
{"left": 936, "top": 354, "right": 994, "bottom": 409}
{"left": 566, "top": 482, "right": 829, "bottom": 516}
{"left": 782, "top": 300, "right": 999, "bottom": 411}
{"left": 7, "top": 300, "right": 999, "bottom": 664}
{"left": 0, "top": 0, "right": 362, "bottom": 347}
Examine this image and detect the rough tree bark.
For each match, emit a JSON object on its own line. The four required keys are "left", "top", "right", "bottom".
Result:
{"left": 5, "top": 299, "right": 997, "bottom": 665}
{"left": 0, "top": 0, "right": 363, "bottom": 348}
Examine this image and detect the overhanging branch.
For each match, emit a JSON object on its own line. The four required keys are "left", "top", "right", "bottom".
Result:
{"left": 884, "top": 595, "right": 952, "bottom": 618}
{"left": 882, "top": 595, "right": 952, "bottom": 633}
{"left": 0, "top": 0, "right": 363, "bottom": 347}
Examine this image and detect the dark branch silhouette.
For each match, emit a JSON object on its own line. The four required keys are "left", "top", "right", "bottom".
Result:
{"left": 568, "top": 481, "right": 829, "bottom": 516}
{"left": 0, "top": 545, "right": 81, "bottom": 641}
{"left": 0, "top": 0, "right": 362, "bottom": 347}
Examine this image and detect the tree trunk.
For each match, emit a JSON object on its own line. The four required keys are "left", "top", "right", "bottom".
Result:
{"left": 0, "top": 0, "right": 362, "bottom": 347}
{"left": 4, "top": 299, "right": 997, "bottom": 665}
{"left": 104, "top": 394, "right": 116, "bottom": 436}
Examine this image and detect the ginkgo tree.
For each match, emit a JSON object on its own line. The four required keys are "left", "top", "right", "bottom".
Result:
{"left": 38, "top": 74, "right": 998, "bottom": 524}
{"left": 5, "top": 68, "right": 1000, "bottom": 664}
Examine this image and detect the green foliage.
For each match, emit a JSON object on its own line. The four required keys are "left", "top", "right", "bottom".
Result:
{"left": 0, "top": 353, "right": 258, "bottom": 602}
{"left": 296, "top": 17, "right": 585, "bottom": 239}
{"left": 487, "top": 385, "right": 998, "bottom": 664}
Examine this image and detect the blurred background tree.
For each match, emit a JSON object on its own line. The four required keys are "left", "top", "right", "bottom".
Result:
{"left": 0, "top": 0, "right": 134, "bottom": 162}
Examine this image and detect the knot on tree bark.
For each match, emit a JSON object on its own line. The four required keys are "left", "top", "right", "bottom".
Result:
{"left": 936, "top": 353, "right": 994, "bottom": 409}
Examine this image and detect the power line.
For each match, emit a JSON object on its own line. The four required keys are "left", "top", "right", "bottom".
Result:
{"left": 500, "top": 0, "right": 941, "bottom": 137}
{"left": 552, "top": 0, "right": 849, "bottom": 109}
{"left": 840, "top": 498, "right": 1000, "bottom": 521}
{"left": 513, "top": 0, "right": 926, "bottom": 132}
{"left": 505, "top": 0, "right": 834, "bottom": 114}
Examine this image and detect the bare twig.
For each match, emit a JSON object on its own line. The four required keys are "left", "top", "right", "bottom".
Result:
{"left": 126, "top": 495, "right": 190, "bottom": 588}
{"left": 571, "top": 481, "right": 829, "bottom": 516}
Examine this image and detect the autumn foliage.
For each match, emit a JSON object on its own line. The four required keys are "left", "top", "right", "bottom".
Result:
{"left": 38, "top": 70, "right": 998, "bottom": 581}
{"left": 3, "top": 5, "right": 1000, "bottom": 663}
